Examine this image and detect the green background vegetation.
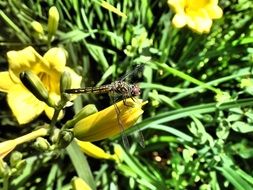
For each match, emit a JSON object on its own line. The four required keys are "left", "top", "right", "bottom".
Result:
{"left": 0, "top": 0, "right": 253, "bottom": 189}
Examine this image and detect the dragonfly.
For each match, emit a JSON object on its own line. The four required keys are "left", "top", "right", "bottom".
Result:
{"left": 65, "top": 64, "right": 145, "bottom": 148}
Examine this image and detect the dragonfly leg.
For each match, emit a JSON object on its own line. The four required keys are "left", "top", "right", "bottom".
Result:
{"left": 123, "top": 96, "right": 135, "bottom": 107}
{"left": 112, "top": 94, "right": 130, "bottom": 148}
{"left": 123, "top": 97, "right": 145, "bottom": 147}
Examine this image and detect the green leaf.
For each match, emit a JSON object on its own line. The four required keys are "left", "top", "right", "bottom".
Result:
{"left": 217, "top": 164, "right": 253, "bottom": 190}
{"left": 231, "top": 121, "right": 253, "bottom": 133}
{"left": 66, "top": 141, "right": 96, "bottom": 190}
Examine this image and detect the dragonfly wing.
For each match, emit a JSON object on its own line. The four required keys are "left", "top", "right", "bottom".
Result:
{"left": 119, "top": 64, "right": 145, "bottom": 81}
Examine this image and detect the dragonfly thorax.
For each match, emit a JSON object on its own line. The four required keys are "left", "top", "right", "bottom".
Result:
{"left": 112, "top": 81, "right": 140, "bottom": 97}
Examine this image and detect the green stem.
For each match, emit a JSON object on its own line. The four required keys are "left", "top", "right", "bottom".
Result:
{"left": 151, "top": 62, "right": 220, "bottom": 94}
{"left": 3, "top": 175, "right": 9, "bottom": 190}
{"left": 50, "top": 98, "right": 68, "bottom": 128}
{"left": 50, "top": 108, "right": 61, "bottom": 128}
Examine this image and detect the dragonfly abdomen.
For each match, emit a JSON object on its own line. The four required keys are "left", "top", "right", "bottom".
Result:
{"left": 65, "top": 85, "right": 112, "bottom": 94}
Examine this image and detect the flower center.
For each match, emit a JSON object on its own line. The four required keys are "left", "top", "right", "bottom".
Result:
{"left": 185, "top": 0, "right": 209, "bottom": 11}
{"left": 38, "top": 72, "right": 51, "bottom": 91}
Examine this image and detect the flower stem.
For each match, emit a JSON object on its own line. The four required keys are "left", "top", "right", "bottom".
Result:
{"left": 3, "top": 175, "right": 9, "bottom": 190}
{"left": 50, "top": 108, "right": 61, "bottom": 128}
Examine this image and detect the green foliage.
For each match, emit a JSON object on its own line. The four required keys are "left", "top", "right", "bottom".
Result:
{"left": 0, "top": 0, "right": 253, "bottom": 189}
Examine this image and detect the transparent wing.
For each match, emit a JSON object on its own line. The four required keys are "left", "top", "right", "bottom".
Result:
{"left": 119, "top": 64, "right": 145, "bottom": 81}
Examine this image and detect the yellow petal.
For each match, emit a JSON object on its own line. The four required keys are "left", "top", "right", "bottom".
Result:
{"left": 206, "top": 4, "right": 223, "bottom": 19}
{"left": 188, "top": 16, "right": 212, "bottom": 34}
{"left": 172, "top": 14, "right": 187, "bottom": 28}
{"left": 64, "top": 67, "right": 82, "bottom": 89}
{"left": 168, "top": 0, "right": 223, "bottom": 34}
{"left": 168, "top": 0, "right": 186, "bottom": 13}
{"left": 7, "top": 84, "right": 44, "bottom": 124}
{"left": 7, "top": 46, "right": 45, "bottom": 83}
{"left": 0, "top": 72, "right": 15, "bottom": 92}
{"left": 76, "top": 140, "right": 117, "bottom": 160}
{"left": 43, "top": 47, "right": 67, "bottom": 73}
{"left": 73, "top": 98, "right": 145, "bottom": 142}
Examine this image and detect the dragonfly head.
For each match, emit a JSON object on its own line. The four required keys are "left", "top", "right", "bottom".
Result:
{"left": 131, "top": 84, "right": 141, "bottom": 96}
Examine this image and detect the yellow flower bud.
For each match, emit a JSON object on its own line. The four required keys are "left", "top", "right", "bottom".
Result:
{"left": 31, "top": 21, "right": 44, "bottom": 35}
{"left": 0, "top": 128, "right": 48, "bottom": 159}
{"left": 0, "top": 140, "right": 17, "bottom": 159}
{"left": 73, "top": 98, "right": 146, "bottom": 142}
{"left": 60, "top": 71, "right": 72, "bottom": 93}
{"left": 19, "top": 71, "right": 52, "bottom": 107}
{"left": 48, "top": 6, "right": 59, "bottom": 39}
{"left": 71, "top": 177, "right": 92, "bottom": 190}
{"left": 64, "top": 104, "right": 98, "bottom": 129}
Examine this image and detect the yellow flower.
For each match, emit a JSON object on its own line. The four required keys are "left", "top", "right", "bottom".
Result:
{"left": 73, "top": 98, "right": 146, "bottom": 142}
{"left": 168, "top": 0, "right": 223, "bottom": 34}
{"left": 0, "top": 46, "right": 82, "bottom": 124}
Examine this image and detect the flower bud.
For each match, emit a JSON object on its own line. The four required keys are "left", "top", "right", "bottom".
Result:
{"left": 60, "top": 71, "right": 72, "bottom": 93}
{"left": 48, "top": 6, "right": 59, "bottom": 39}
{"left": 71, "top": 177, "right": 92, "bottom": 190}
{"left": 0, "top": 159, "right": 8, "bottom": 177}
{"left": 19, "top": 71, "right": 52, "bottom": 106}
{"left": 50, "top": 128, "right": 60, "bottom": 144}
{"left": 57, "top": 130, "right": 74, "bottom": 148}
{"left": 0, "top": 140, "right": 17, "bottom": 159}
{"left": 34, "top": 137, "right": 50, "bottom": 151}
{"left": 73, "top": 98, "right": 145, "bottom": 142}
{"left": 14, "top": 160, "right": 26, "bottom": 174}
{"left": 60, "top": 71, "right": 72, "bottom": 101}
{"left": 10, "top": 151, "right": 23, "bottom": 167}
{"left": 10, "top": 160, "right": 26, "bottom": 177}
{"left": 63, "top": 104, "right": 98, "bottom": 129}
{"left": 31, "top": 21, "right": 44, "bottom": 35}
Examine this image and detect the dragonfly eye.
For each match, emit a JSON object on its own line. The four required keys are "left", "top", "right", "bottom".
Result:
{"left": 131, "top": 84, "right": 140, "bottom": 96}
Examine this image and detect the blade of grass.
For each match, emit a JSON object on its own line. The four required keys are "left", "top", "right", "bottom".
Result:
{"left": 0, "top": 10, "right": 30, "bottom": 43}
{"left": 132, "top": 98, "right": 253, "bottom": 132}
{"left": 66, "top": 141, "right": 96, "bottom": 190}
